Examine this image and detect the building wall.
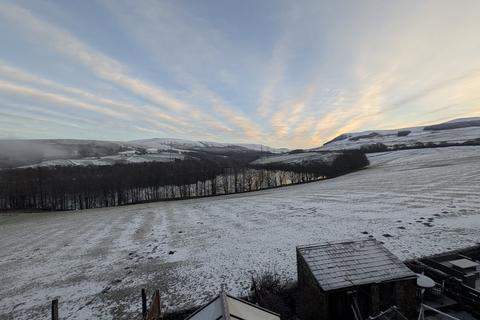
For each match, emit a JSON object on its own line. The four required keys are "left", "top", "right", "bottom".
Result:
{"left": 354, "top": 279, "right": 417, "bottom": 319}
{"left": 296, "top": 248, "right": 329, "bottom": 320}
{"left": 364, "top": 279, "right": 416, "bottom": 319}
{"left": 393, "top": 278, "right": 417, "bottom": 319}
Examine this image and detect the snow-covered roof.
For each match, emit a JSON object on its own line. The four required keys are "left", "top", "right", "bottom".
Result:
{"left": 297, "top": 239, "right": 415, "bottom": 292}
{"left": 185, "top": 292, "right": 279, "bottom": 320}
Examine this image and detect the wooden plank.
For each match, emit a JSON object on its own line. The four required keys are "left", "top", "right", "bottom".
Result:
{"left": 51, "top": 299, "right": 59, "bottom": 320}
{"left": 142, "top": 288, "right": 147, "bottom": 320}
{"left": 220, "top": 291, "right": 231, "bottom": 320}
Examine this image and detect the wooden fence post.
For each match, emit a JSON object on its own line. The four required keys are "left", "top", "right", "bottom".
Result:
{"left": 155, "top": 289, "right": 161, "bottom": 319}
{"left": 142, "top": 288, "right": 147, "bottom": 320}
{"left": 51, "top": 299, "right": 59, "bottom": 320}
{"left": 146, "top": 289, "right": 162, "bottom": 320}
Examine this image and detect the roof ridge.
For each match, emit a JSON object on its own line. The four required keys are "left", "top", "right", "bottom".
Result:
{"left": 297, "top": 237, "right": 377, "bottom": 249}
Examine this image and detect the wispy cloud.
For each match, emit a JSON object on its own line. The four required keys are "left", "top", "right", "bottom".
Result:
{"left": 0, "top": 1, "right": 479, "bottom": 146}
{"left": 0, "top": 63, "right": 192, "bottom": 134}
{"left": 270, "top": 84, "right": 316, "bottom": 138}
{"left": 0, "top": 2, "right": 235, "bottom": 139}
{"left": 0, "top": 80, "right": 128, "bottom": 119}
{"left": 257, "top": 37, "right": 290, "bottom": 119}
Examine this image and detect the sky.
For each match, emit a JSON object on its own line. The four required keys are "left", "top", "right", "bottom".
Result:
{"left": 0, "top": 0, "right": 479, "bottom": 148}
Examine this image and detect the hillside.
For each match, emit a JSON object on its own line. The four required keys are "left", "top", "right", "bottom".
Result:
{"left": 0, "top": 138, "right": 287, "bottom": 168}
{"left": 252, "top": 152, "right": 340, "bottom": 166}
{"left": 130, "top": 138, "right": 288, "bottom": 154}
{"left": 1, "top": 146, "right": 479, "bottom": 319}
{"left": 315, "top": 117, "right": 480, "bottom": 151}
{"left": 2, "top": 117, "right": 479, "bottom": 168}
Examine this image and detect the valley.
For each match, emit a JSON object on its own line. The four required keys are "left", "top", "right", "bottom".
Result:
{"left": 1, "top": 146, "right": 479, "bottom": 319}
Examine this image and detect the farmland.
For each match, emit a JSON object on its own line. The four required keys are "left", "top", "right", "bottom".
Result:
{"left": 1, "top": 146, "right": 479, "bottom": 319}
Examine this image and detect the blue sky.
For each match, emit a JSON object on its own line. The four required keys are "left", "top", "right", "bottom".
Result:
{"left": 0, "top": 0, "right": 479, "bottom": 148}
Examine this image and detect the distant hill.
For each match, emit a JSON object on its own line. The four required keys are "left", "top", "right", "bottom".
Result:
{"left": 0, "top": 138, "right": 287, "bottom": 168}
{"left": 313, "top": 117, "right": 480, "bottom": 152}
{"left": 1, "top": 117, "right": 478, "bottom": 168}
{"left": 128, "top": 138, "right": 288, "bottom": 154}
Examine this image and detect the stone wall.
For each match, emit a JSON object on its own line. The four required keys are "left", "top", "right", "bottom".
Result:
{"left": 296, "top": 248, "right": 329, "bottom": 320}
{"left": 393, "top": 278, "right": 417, "bottom": 319}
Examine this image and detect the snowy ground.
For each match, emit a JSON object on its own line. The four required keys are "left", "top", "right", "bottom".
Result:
{"left": 1, "top": 146, "right": 480, "bottom": 319}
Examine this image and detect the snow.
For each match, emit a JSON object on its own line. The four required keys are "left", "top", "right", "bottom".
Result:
{"left": 128, "top": 138, "right": 288, "bottom": 154}
{"left": 446, "top": 117, "right": 480, "bottom": 123}
{"left": 317, "top": 117, "right": 480, "bottom": 151}
{"left": 1, "top": 146, "right": 480, "bottom": 319}
{"left": 1, "top": 138, "right": 287, "bottom": 168}
{"left": 232, "top": 143, "right": 289, "bottom": 154}
{"left": 20, "top": 152, "right": 186, "bottom": 168}
{"left": 129, "top": 138, "right": 206, "bottom": 150}
{"left": 252, "top": 152, "right": 340, "bottom": 166}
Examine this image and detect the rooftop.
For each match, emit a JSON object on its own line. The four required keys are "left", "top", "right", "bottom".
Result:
{"left": 184, "top": 292, "right": 280, "bottom": 320}
{"left": 449, "top": 258, "right": 479, "bottom": 270}
{"left": 297, "top": 239, "right": 416, "bottom": 291}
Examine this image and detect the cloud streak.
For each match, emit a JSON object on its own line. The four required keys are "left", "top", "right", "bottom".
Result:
{"left": 0, "top": 1, "right": 479, "bottom": 146}
{"left": 0, "top": 3, "right": 235, "bottom": 137}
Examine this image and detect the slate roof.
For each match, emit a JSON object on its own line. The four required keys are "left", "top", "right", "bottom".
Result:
{"left": 297, "top": 239, "right": 416, "bottom": 291}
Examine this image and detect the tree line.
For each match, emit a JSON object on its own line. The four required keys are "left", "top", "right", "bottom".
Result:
{"left": 358, "top": 138, "right": 480, "bottom": 153}
{"left": 0, "top": 151, "right": 369, "bottom": 211}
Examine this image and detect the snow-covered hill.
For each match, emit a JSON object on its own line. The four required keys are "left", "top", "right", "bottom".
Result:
{"left": 315, "top": 117, "right": 480, "bottom": 151}
{"left": 0, "top": 138, "right": 287, "bottom": 168}
{"left": 252, "top": 152, "right": 340, "bottom": 166}
{"left": 128, "top": 138, "right": 288, "bottom": 153}
{"left": 2, "top": 117, "right": 479, "bottom": 168}
{"left": 19, "top": 153, "right": 186, "bottom": 168}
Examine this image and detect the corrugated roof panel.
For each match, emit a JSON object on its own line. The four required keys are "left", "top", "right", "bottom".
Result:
{"left": 297, "top": 239, "right": 415, "bottom": 291}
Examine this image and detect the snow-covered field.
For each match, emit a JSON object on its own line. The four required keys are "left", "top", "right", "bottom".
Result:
{"left": 1, "top": 146, "right": 480, "bottom": 319}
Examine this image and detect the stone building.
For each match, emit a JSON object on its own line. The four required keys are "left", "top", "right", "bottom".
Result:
{"left": 296, "top": 239, "right": 417, "bottom": 320}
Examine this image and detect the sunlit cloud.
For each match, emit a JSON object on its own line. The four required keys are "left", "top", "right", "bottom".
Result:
{"left": 270, "top": 84, "right": 317, "bottom": 138}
